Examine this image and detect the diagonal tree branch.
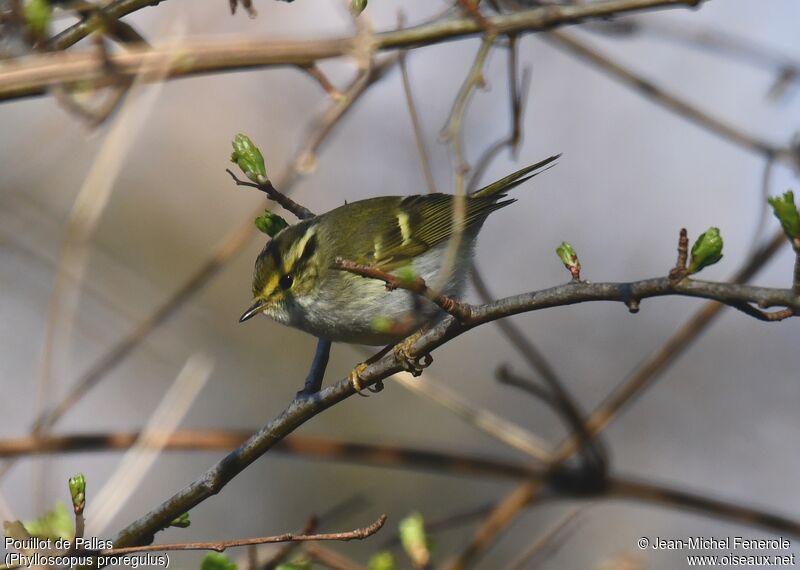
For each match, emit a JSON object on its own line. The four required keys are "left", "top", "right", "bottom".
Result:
{"left": 0, "top": 0, "right": 704, "bottom": 102}
{"left": 111, "top": 260, "right": 799, "bottom": 549}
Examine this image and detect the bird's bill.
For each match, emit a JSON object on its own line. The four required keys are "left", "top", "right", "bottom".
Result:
{"left": 239, "top": 299, "right": 268, "bottom": 323}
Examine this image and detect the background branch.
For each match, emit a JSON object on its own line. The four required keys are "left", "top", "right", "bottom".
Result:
{"left": 0, "top": 0, "right": 703, "bottom": 102}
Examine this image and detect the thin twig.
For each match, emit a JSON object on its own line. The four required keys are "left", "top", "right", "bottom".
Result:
{"left": 437, "top": 31, "right": 497, "bottom": 297}
{"left": 393, "top": 373, "right": 553, "bottom": 463}
{"left": 633, "top": 17, "right": 800, "bottom": 100}
{"left": 545, "top": 29, "right": 798, "bottom": 170}
{"left": 226, "top": 170, "right": 315, "bottom": 221}
{"left": 89, "top": 516, "right": 386, "bottom": 556}
{"left": 297, "top": 63, "right": 342, "bottom": 99}
{"left": 608, "top": 476, "right": 800, "bottom": 535}
{"left": 507, "top": 506, "right": 586, "bottom": 570}
{"left": 496, "top": 364, "right": 556, "bottom": 408}
{"left": 444, "top": 480, "right": 543, "bottom": 570}
{"left": 399, "top": 48, "right": 437, "bottom": 194}
{"left": 466, "top": 35, "right": 530, "bottom": 191}
{"left": 50, "top": 0, "right": 169, "bottom": 49}
{"left": 668, "top": 227, "right": 690, "bottom": 280}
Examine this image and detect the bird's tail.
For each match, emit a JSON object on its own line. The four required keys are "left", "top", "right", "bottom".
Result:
{"left": 471, "top": 154, "right": 561, "bottom": 199}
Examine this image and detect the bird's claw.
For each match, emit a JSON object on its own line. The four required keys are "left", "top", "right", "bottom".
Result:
{"left": 349, "top": 362, "right": 372, "bottom": 397}
{"left": 394, "top": 335, "right": 433, "bottom": 377}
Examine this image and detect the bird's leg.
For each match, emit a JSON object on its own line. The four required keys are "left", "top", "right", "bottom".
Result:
{"left": 295, "top": 338, "right": 332, "bottom": 400}
{"left": 348, "top": 344, "right": 394, "bottom": 395}
{"left": 393, "top": 324, "right": 433, "bottom": 377}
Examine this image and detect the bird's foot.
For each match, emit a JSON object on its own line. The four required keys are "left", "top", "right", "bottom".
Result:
{"left": 348, "top": 362, "right": 385, "bottom": 396}
{"left": 394, "top": 328, "right": 433, "bottom": 377}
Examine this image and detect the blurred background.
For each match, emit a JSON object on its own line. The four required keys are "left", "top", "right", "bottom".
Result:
{"left": 1, "top": 0, "right": 800, "bottom": 568}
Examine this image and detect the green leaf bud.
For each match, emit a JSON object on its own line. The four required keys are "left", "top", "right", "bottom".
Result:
{"left": 768, "top": 190, "right": 800, "bottom": 239}
{"left": 68, "top": 473, "right": 86, "bottom": 515}
{"left": 24, "top": 0, "right": 51, "bottom": 38}
{"left": 351, "top": 0, "right": 368, "bottom": 15}
{"left": 231, "top": 133, "right": 267, "bottom": 185}
{"left": 399, "top": 512, "right": 429, "bottom": 568}
{"left": 201, "top": 552, "right": 237, "bottom": 570}
{"left": 556, "top": 241, "right": 581, "bottom": 279}
{"left": 169, "top": 512, "right": 190, "bottom": 528}
{"left": 368, "top": 551, "right": 395, "bottom": 570}
{"left": 254, "top": 211, "right": 289, "bottom": 236}
{"left": 689, "top": 227, "right": 724, "bottom": 274}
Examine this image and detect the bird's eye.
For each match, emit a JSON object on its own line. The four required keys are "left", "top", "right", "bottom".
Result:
{"left": 279, "top": 273, "right": 294, "bottom": 290}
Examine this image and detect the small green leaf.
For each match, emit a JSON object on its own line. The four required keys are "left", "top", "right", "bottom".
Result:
{"left": 276, "top": 559, "right": 311, "bottom": 570}
{"left": 768, "top": 190, "right": 800, "bottom": 238}
{"left": 22, "top": 502, "right": 73, "bottom": 541}
{"left": 201, "top": 552, "right": 237, "bottom": 570}
{"left": 254, "top": 211, "right": 289, "bottom": 236}
{"left": 68, "top": 473, "right": 86, "bottom": 514}
{"left": 556, "top": 241, "right": 581, "bottom": 279}
{"left": 351, "top": 0, "right": 368, "bottom": 14}
{"left": 368, "top": 551, "right": 395, "bottom": 570}
{"left": 24, "top": 0, "right": 51, "bottom": 37}
{"left": 169, "top": 512, "right": 190, "bottom": 529}
{"left": 689, "top": 227, "right": 724, "bottom": 274}
{"left": 399, "top": 512, "right": 429, "bottom": 568}
{"left": 395, "top": 265, "right": 418, "bottom": 287}
{"left": 231, "top": 133, "right": 267, "bottom": 185}
{"left": 556, "top": 241, "right": 578, "bottom": 268}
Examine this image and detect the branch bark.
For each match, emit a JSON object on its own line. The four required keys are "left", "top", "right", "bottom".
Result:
{"left": 0, "top": 0, "right": 703, "bottom": 102}
{"left": 111, "top": 268, "right": 798, "bottom": 549}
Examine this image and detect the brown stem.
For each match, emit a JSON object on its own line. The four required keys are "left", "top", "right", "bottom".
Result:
{"left": 669, "top": 227, "right": 689, "bottom": 280}
{"left": 0, "top": 430, "right": 543, "bottom": 480}
{"left": 399, "top": 48, "right": 437, "bottom": 194}
{"left": 89, "top": 516, "right": 386, "bottom": 556}
{"left": 225, "top": 170, "right": 315, "bottom": 221}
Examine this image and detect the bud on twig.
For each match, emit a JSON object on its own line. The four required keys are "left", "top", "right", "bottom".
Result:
{"left": 68, "top": 473, "right": 86, "bottom": 515}
{"left": 254, "top": 211, "right": 289, "bottom": 236}
{"left": 351, "top": 0, "right": 368, "bottom": 15}
{"left": 768, "top": 190, "right": 800, "bottom": 241}
{"left": 169, "top": 512, "right": 191, "bottom": 529}
{"left": 201, "top": 552, "right": 237, "bottom": 570}
{"left": 399, "top": 512, "right": 430, "bottom": 568}
{"left": 688, "top": 227, "right": 724, "bottom": 274}
{"left": 368, "top": 551, "right": 395, "bottom": 570}
{"left": 24, "top": 0, "right": 52, "bottom": 38}
{"left": 231, "top": 134, "right": 268, "bottom": 185}
{"left": 556, "top": 241, "right": 581, "bottom": 280}
{"left": 395, "top": 266, "right": 419, "bottom": 288}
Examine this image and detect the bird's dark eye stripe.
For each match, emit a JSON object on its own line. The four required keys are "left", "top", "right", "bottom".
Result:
{"left": 279, "top": 274, "right": 294, "bottom": 290}
{"left": 299, "top": 234, "right": 317, "bottom": 261}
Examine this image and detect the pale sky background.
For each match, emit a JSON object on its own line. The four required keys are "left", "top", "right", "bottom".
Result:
{"left": 1, "top": 1, "right": 800, "bottom": 568}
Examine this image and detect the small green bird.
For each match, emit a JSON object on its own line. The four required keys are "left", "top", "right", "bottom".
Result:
{"left": 239, "top": 155, "right": 558, "bottom": 382}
